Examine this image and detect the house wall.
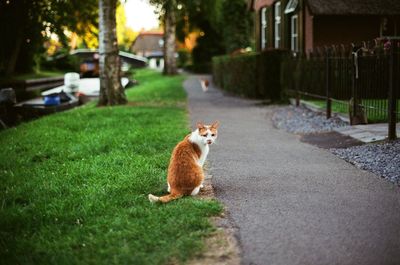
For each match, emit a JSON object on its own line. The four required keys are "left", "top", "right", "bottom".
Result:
{"left": 253, "top": 0, "right": 275, "bottom": 11}
{"left": 253, "top": 0, "right": 290, "bottom": 51}
{"left": 251, "top": 1, "right": 400, "bottom": 53}
{"left": 313, "top": 16, "right": 381, "bottom": 48}
{"left": 304, "top": 4, "right": 314, "bottom": 52}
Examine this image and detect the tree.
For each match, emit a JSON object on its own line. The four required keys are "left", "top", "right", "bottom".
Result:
{"left": 149, "top": 0, "right": 178, "bottom": 75}
{"left": 163, "top": 0, "right": 178, "bottom": 75}
{"left": 98, "top": 0, "right": 127, "bottom": 106}
{"left": 220, "top": 0, "right": 252, "bottom": 53}
{"left": 176, "top": 0, "right": 225, "bottom": 70}
{"left": 0, "top": 0, "right": 98, "bottom": 75}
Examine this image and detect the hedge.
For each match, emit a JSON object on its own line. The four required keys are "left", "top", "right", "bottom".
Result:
{"left": 212, "top": 50, "right": 289, "bottom": 100}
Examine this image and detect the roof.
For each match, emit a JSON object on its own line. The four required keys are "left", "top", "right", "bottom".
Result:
{"left": 131, "top": 34, "right": 164, "bottom": 56}
{"left": 306, "top": 0, "right": 400, "bottom": 15}
{"left": 69, "top": 49, "right": 147, "bottom": 67}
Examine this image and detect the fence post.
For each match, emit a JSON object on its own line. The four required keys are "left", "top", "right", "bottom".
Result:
{"left": 350, "top": 45, "right": 366, "bottom": 125}
{"left": 388, "top": 40, "right": 397, "bottom": 140}
{"left": 325, "top": 47, "right": 332, "bottom": 119}
{"left": 295, "top": 53, "right": 300, "bottom": 106}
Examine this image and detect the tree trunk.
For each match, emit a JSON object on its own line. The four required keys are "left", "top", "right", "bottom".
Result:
{"left": 2, "top": 0, "right": 25, "bottom": 75}
{"left": 98, "top": 0, "right": 127, "bottom": 106}
{"left": 163, "top": 0, "right": 177, "bottom": 75}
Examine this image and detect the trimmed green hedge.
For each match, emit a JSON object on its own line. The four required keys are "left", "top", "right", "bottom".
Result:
{"left": 212, "top": 50, "right": 289, "bottom": 100}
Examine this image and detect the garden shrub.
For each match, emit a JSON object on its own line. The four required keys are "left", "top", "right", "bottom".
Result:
{"left": 212, "top": 50, "right": 289, "bottom": 100}
{"left": 258, "top": 49, "right": 289, "bottom": 101}
{"left": 212, "top": 53, "right": 258, "bottom": 98}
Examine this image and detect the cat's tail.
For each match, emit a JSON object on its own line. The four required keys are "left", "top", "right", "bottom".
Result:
{"left": 148, "top": 193, "right": 183, "bottom": 203}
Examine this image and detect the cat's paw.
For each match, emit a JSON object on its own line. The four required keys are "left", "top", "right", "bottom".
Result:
{"left": 148, "top": 194, "right": 160, "bottom": 203}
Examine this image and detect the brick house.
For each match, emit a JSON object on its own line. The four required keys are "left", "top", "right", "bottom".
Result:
{"left": 249, "top": 0, "right": 400, "bottom": 53}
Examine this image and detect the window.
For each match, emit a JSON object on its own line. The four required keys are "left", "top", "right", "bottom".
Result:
{"left": 284, "top": 0, "right": 298, "bottom": 14}
{"left": 261, "top": 7, "right": 268, "bottom": 49}
{"left": 291, "top": 15, "right": 298, "bottom": 52}
{"left": 274, "top": 1, "right": 281, "bottom": 48}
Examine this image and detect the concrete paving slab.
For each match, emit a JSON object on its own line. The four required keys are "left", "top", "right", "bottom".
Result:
{"left": 335, "top": 123, "right": 399, "bottom": 143}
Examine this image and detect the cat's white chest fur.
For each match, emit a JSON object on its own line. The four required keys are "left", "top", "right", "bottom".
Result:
{"left": 189, "top": 130, "right": 210, "bottom": 168}
{"left": 197, "top": 144, "right": 209, "bottom": 167}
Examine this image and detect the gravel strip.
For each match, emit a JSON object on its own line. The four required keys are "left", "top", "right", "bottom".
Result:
{"left": 272, "top": 105, "right": 348, "bottom": 134}
{"left": 272, "top": 105, "right": 400, "bottom": 186}
{"left": 332, "top": 141, "right": 400, "bottom": 186}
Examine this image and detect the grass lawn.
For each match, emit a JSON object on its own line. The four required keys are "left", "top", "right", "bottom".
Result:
{"left": 0, "top": 70, "right": 65, "bottom": 82}
{"left": 304, "top": 99, "right": 400, "bottom": 123}
{"left": 0, "top": 69, "right": 222, "bottom": 264}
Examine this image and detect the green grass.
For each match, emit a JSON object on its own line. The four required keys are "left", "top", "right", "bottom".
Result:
{"left": 304, "top": 99, "right": 400, "bottom": 123}
{"left": 127, "top": 69, "right": 186, "bottom": 105}
{"left": 0, "top": 70, "right": 65, "bottom": 82}
{"left": 0, "top": 69, "right": 222, "bottom": 265}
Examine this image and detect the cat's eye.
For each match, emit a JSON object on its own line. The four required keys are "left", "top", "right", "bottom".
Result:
{"left": 211, "top": 134, "right": 215, "bottom": 137}
{"left": 203, "top": 134, "right": 208, "bottom": 137}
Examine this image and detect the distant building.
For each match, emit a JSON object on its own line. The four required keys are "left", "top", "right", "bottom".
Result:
{"left": 131, "top": 31, "right": 164, "bottom": 69}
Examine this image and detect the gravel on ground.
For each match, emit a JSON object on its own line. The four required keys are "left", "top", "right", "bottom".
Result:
{"left": 272, "top": 105, "right": 348, "bottom": 134}
{"left": 332, "top": 141, "right": 400, "bottom": 186}
{"left": 272, "top": 105, "right": 400, "bottom": 186}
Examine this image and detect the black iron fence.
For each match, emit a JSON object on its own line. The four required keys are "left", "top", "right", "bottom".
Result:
{"left": 282, "top": 38, "right": 400, "bottom": 140}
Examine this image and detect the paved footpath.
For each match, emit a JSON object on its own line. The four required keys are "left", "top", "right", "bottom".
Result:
{"left": 184, "top": 75, "right": 400, "bottom": 265}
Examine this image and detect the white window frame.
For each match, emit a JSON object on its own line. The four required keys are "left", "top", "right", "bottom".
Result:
{"left": 291, "top": 14, "right": 298, "bottom": 52}
{"left": 261, "top": 7, "right": 268, "bottom": 49}
{"left": 274, "top": 1, "right": 281, "bottom": 48}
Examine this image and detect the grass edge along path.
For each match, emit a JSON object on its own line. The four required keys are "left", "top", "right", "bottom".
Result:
{"left": 0, "top": 69, "right": 222, "bottom": 265}
{"left": 303, "top": 99, "right": 400, "bottom": 123}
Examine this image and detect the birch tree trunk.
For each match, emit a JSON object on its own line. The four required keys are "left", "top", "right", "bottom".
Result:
{"left": 163, "top": 0, "right": 177, "bottom": 75}
{"left": 98, "top": 0, "right": 127, "bottom": 106}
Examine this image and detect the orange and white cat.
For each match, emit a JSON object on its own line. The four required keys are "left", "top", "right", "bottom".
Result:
{"left": 148, "top": 121, "right": 220, "bottom": 203}
{"left": 200, "top": 78, "right": 209, "bottom": 92}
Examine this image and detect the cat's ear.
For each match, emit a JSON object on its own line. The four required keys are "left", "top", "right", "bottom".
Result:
{"left": 211, "top": 120, "right": 220, "bottom": 129}
{"left": 196, "top": 121, "right": 205, "bottom": 129}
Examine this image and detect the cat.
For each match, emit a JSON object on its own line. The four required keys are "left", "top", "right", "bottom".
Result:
{"left": 200, "top": 78, "right": 209, "bottom": 92}
{"left": 148, "top": 121, "right": 220, "bottom": 203}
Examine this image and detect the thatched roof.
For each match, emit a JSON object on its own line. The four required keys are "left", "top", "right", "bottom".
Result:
{"left": 307, "top": 0, "right": 400, "bottom": 15}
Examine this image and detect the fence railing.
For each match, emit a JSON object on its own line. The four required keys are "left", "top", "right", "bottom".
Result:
{"left": 282, "top": 38, "right": 400, "bottom": 140}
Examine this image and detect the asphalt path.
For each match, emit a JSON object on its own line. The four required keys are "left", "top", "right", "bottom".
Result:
{"left": 184, "top": 75, "right": 400, "bottom": 265}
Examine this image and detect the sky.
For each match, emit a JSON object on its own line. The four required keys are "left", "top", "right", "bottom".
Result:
{"left": 123, "top": 0, "right": 160, "bottom": 31}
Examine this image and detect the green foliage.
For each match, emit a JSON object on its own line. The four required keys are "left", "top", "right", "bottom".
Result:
{"left": 220, "top": 0, "right": 252, "bottom": 53}
{"left": 0, "top": 69, "right": 221, "bottom": 264}
{"left": 177, "top": 48, "right": 190, "bottom": 68}
{"left": 42, "top": 53, "right": 81, "bottom": 73}
{"left": 126, "top": 69, "right": 186, "bottom": 105}
{"left": 213, "top": 50, "right": 289, "bottom": 100}
{"left": 258, "top": 50, "right": 289, "bottom": 100}
{"left": 0, "top": 0, "right": 98, "bottom": 75}
{"left": 191, "top": 26, "right": 225, "bottom": 73}
{"left": 212, "top": 54, "right": 259, "bottom": 98}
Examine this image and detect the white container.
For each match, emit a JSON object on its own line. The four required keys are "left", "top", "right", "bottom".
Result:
{"left": 64, "top": 72, "right": 80, "bottom": 91}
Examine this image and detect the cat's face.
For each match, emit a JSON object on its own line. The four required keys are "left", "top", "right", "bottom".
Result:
{"left": 197, "top": 121, "right": 219, "bottom": 146}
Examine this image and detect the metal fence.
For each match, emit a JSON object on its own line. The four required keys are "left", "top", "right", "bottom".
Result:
{"left": 282, "top": 38, "right": 400, "bottom": 140}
